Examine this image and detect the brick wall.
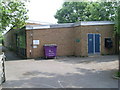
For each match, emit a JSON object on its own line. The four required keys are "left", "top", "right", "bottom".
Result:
{"left": 26, "top": 24, "right": 115, "bottom": 58}
{"left": 26, "top": 27, "right": 75, "bottom": 58}
{"left": 74, "top": 25, "right": 115, "bottom": 56}
{"left": 4, "top": 23, "right": 115, "bottom": 58}
{"left": 4, "top": 29, "right": 17, "bottom": 50}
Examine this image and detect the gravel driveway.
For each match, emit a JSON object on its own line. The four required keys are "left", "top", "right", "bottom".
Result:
{"left": 1, "top": 50, "right": 119, "bottom": 88}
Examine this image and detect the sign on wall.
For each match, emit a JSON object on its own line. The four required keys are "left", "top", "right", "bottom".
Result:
{"left": 33, "top": 46, "right": 37, "bottom": 48}
{"left": 33, "top": 40, "right": 40, "bottom": 45}
{"left": 75, "top": 39, "right": 80, "bottom": 43}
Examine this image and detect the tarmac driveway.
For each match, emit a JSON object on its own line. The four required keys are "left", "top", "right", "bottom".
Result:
{"left": 2, "top": 53, "right": 119, "bottom": 88}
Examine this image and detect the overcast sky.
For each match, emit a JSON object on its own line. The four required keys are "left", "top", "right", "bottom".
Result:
{"left": 26, "top": 0, "right": 113, "bottom": 24}
{"left": 26, "top": 0, "right": 64, "bottom": 24}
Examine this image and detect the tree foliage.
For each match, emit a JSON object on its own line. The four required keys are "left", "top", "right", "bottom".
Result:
{"left": 55, "top": 2, "right": 117, "bottom": 23}
{"left": 0, "top": 0, "right": 29, "bottom": 31}
{"left": 116, "top": 3, "right": 120, "bottom": 36}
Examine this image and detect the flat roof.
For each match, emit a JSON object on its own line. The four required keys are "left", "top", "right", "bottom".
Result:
{"left": 25, "top": 21, "right": 114, "bottom": 30}
{"left": 26, "top": 20, "right": 53, "bottom": 25}
{"left": 81, "top": 21, "right": 114, "bottom": 26}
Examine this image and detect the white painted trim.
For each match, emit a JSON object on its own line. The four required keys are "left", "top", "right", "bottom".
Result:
{"left": 93, "top": 34, "right": 95, "bottom": 54}
{"left": 100, "top": 34, "right": 101, "bottom": 54}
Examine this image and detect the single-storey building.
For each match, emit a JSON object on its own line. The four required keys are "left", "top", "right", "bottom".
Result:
{"left": 4, "top": 21, "right": 117, "bottom": 58}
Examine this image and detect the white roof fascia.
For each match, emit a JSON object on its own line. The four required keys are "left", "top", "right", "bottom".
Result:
{"left": 26, "top": 21, "right": 115, "bottom": 30}
{"left": 26, "top": 25, "right": 50, "bottom": 30}
{"left": 74, "top": 21, "right": 114, "bottom": 26}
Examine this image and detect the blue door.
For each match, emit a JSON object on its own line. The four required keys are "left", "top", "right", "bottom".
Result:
{"left": 88, "top": 34, "right": 100, "bottom": 54}
{"left": 88, "top": 34, "right": 94, "bottom": 54}
{"left": 95, "top": 34, "right": 100, "bottom": 53}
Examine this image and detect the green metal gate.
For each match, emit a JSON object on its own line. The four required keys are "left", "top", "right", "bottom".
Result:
{"left": 15, "top": 27, "right": 26, "bottom": 58}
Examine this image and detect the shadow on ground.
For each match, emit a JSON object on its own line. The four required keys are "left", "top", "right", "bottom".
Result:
{"left": 2, "top": 46, "right": 118, "bottom": 88}
{"left": 2, "top": 46, "right": 26, "bottom": 61}
{"left": 2, "top": 68, "right": 118, "bottom": 88}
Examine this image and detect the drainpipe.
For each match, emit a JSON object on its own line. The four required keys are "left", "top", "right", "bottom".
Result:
{"left": 31, "top": 28, "right": 34, "bottom": 58}
{"left": 30, "top": 27, "right": 33, "bottom": 58}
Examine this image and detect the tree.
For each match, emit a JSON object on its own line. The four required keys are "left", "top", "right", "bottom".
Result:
{"left": 0, "top": 0, "right": 29, "bottom": 31}
{"left": 117, "top": 3, "right": 120, "bottom": 36}
{"left": 111, "top": 1, "right": 120, "bottom": 78}
{"left": 54, "top": 2, "right": 117, "bottom": 23}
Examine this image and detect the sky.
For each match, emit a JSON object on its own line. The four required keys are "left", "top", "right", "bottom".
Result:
{"left": 26, "top": 0, "right": 64, "bottom": 24}
{"left": 26, "top": 0, "right": 114, "bottom": 24}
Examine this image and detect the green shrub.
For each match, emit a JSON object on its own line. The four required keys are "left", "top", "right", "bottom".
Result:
{"left": 115, "top": 71, "right": 120, "bottom": 77}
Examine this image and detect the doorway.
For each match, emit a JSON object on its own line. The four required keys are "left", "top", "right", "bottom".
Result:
{"left": 88, "top": 33, "right": 101, "bottom": 54}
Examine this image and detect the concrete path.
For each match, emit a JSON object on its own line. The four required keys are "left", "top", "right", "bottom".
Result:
{"left": 2, "top": 47, "right": 24, "bottom": 61}
{"left": 1, "top": 48, "right": 119, "bottom": 88}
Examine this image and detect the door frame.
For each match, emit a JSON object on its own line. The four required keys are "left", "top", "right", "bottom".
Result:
{"left": 87, "top": 33, "right": 101, "bottom": 54}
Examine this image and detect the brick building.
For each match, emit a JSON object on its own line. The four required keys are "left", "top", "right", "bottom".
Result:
{"left": 4, "top": 21, "right": 116, "bottom": 58}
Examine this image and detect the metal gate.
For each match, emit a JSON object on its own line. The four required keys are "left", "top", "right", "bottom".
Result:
{"left": 16, "top": 27, "right": 26, "bottom": 58}
{"left": 0, "top": 53, "right": 5, "bottom": 85}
